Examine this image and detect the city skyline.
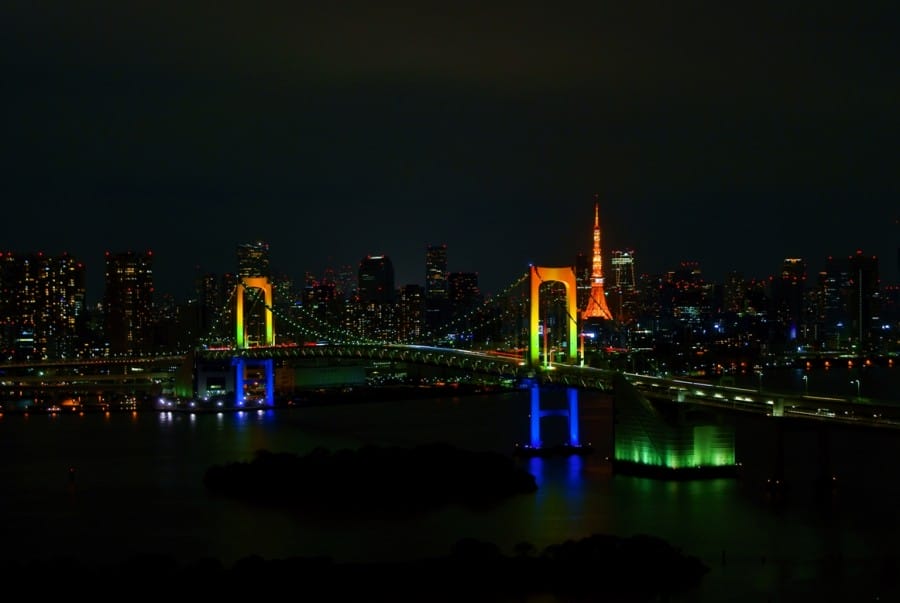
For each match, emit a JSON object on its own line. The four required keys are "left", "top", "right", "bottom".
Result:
{"left": 1, "top": 232, "right": 893, "bottom": 306}
{"left": 2, "top": 3, "right": 897, "bottom": 300}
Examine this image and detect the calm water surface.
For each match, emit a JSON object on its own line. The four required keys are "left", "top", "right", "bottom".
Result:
{"left": 2, "top": 368, "right": 900, "bottom": 601}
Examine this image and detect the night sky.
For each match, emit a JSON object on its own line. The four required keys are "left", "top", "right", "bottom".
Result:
{"left": 2, "top": 2, "right": 897, "bottom": 302}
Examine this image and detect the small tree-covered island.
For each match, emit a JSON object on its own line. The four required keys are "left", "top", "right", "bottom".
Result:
{"left": 203, "top": 442, "right": 539, "bottom": 514}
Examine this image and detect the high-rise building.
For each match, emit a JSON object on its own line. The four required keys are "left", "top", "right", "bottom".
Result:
{"left": 358, "top": 255, "right": 395, "bottom": 304}
{"left": 770, "top": 258, "right": 807, "bottom": 343}
{"left": 610, "top": 249, "right": 637, "bottom": 322}
{"left": 448, "top": 272, "right": 482, "bottom": 318}
{"left": 425, "top": 244, "right": 448, "bottom": 299}
{"left": 610, "top": 250, "right": 637, "bottom": 292}
{"left": 353, "top": 255, "right": 397, "bottom": 341}
{"left": 195, "top": 272, "right": 223, "bottom": 344}
{"left": 50, "top": 253, "right": 87, "bottom": 359}
{"left": 398, "top": 284, "right": 425, "bottom": 342}
{"left": 104, "top": 250, "right": 154, "bottom": 356}
{"left": 819, "top": 250, "right": 879, "bottom": 349}
{"left": 425, "top": 244, "right": 449, "bottom": 332}
{"left": 0, "top": 251, "right": 86, "bottom": 360}
{"left": 575, "top": 251, "right": 591, "bottom": 311}
{"left": 236, "top": 240, "right": 270, "bottom": 279}
{"left": 304, "top": 272, "right": 342, "bottom": 331}
{"left": 847, "top": 250, "right": 880, "bottom": 348}
{"left": 581, "top": 197, "right": 614, "bottom": 321}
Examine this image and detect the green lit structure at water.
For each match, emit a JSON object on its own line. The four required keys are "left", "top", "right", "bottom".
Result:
{"left": 612, "top": 375, "right": 738, "bottom": 478}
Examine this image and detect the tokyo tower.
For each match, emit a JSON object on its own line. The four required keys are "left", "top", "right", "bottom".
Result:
{"left": 581, "top": 196, "right": 614, "bottom": 321}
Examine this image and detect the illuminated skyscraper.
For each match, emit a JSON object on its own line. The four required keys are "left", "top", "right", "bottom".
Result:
{"left": 610, "top": 249, "right": 637, "bottom": 322}
{"left": 425, "top": 244, "right": 448, "bottom": 299}
{"left": 610, "top": 250, "right": 637, "bottom": 292}
{"left": 104, "top": 250, "right": 154, "bottom": 355}
{"left": 358, "top": 255, "right": 395, "bottom": 303}
{"left": 356, "top": 254, "right": 397, "bottom": 340}
{"left": 195, "top": 272, "right": 230, "bottom": 346}
{"left": 771, "top": 257, "right": 807, "bottom": 342}
{"left": 0, "top": 251, "right": 85, "bottom": 360}
{"left": 448, "top": 272, "right": 481, "bottom": 318}
{"left": 581, "top": 197, "right": 614, "bottom": 321}
{"left": 425, "top": 244, "right": 449, "bottom": 332}
{"left": 398, "top": 284, "right": 425, "bottom": 342}
{"left": 575, "top": 251, "right": 591, "bottom": 310}
{"left": 846, "top": 250, "right": 879, "bottom": 347}
{"left": 237, "top": 240, "right": 270, "bottom": 278}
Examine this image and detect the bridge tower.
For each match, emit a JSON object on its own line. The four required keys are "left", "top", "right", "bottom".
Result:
{"left": 529, "top": 265, "right": 579, "bottom": 368}
{"left": 232, "top": 276, "right": 275, "bottom": 407}
{"left": 235, "top": 276, "right": 274, "bottom": 348}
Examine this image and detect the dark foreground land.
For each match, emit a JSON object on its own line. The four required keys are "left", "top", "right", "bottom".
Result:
{"left": 0, "top": 443, "right": 709, "bottom": 600}
{"left": 0, "top": 534, "right": 709, "bottom": 601}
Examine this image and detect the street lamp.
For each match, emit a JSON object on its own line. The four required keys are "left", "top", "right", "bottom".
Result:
{"left": 757, "top": 370, "right": 763, "bottom": 393}
{"left": 802, "top": 374, "right": 808, "bottom": 395}
{"left": 851, "top": 379, "right": 860, "bottom": 398}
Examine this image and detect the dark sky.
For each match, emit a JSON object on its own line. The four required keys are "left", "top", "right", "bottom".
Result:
{"left": 2, "top": 1, "right": 898, "bottom": 302}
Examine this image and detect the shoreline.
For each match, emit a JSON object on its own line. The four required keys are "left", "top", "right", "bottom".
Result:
{"left": 0, "top": 383, "right": 521, "bottom": 416}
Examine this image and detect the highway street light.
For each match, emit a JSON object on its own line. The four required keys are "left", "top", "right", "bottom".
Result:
{"left": 802, "top": 374, "right": 808, "bottom": 395}
{"left": 851, "top": 379, "right": 860, "bottom": 398}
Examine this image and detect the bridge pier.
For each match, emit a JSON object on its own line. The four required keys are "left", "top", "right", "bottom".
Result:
{"left": 773, "top": 398, "right": 785, "bottom": 417}
{"left": 231, "top": 356, "right": 275, "bottom": 408}
{"left": 614, "top": 374, "right": 738, "bottom": 477}
{"left": 522, "top": 381, "right": 587, "bottom": 454}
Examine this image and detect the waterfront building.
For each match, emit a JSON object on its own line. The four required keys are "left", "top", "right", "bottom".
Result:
{"left": 0, "top": 251, "right": 86, "bottom": 360}
{"left": 104, "top": 250, "right": 154, "bottom": 356}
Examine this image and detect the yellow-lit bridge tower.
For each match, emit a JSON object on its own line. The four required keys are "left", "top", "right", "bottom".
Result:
{"left": 232, "top": 276, "right": 275, "bottom": 407}
{"left": 235, "top": 276, "right": 274, "bottom": 348}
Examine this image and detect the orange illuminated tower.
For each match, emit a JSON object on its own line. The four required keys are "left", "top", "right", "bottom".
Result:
{"left": 581, "top": 196, "right": 614, "bottom": 321}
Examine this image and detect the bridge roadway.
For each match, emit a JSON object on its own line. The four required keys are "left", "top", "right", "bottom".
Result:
{"left": 0, "top": 355, "right": 186, "bottom": 390}
{"left": 626, "top": 373, "right": 900, "bottom": 431}
{"left": 2, "top": 344, "right": 899, "bottom": 430}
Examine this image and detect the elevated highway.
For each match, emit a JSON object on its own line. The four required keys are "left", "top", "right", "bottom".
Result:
{"left": 626, "top": 373, "right": 900, "bottom": 431}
